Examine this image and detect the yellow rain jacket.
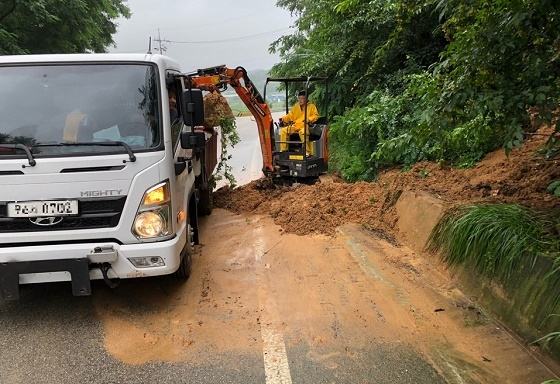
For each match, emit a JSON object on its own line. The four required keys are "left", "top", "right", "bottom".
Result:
{"left": 280, "top": 102, "right": 319, "bottom": 155}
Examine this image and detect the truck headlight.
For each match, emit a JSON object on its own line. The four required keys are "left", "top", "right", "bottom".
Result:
{"left": 134, "top": 211, "right": 164, "bottom": 237}
{"left": 132, "top": 181, "right": 173, "bottom": 239}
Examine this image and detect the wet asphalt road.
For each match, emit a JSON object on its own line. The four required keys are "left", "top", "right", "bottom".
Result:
{"left": 0, "top": 281, "right": 264, "bottom": 384}
{"left": 0, "top": 280, "right": 444, "bottom": 384}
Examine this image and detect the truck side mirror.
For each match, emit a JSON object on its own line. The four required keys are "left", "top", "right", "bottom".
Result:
{"left": 180, "top": 130, "right": 206, "bottom": 150}
{"left": 181, "top": 89, "right": 204, "bottom": 127}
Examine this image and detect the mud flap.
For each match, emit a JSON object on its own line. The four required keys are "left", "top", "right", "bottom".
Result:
{"left": 0, "top": 258, "right": 91, "bottom": 300}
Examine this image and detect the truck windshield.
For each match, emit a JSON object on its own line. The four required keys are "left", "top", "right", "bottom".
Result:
{"left": 0, "top": 63, "right": 161, "bottom": 157}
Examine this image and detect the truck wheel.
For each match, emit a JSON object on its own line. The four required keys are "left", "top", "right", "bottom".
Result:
{"left": 174, "top": 216, "right": 193, "bottom": 279}
{"left": 175, "top": 248, "right": 192, "bottom": 279}
{"left": 198, "top": 186, "right": 213, "bottom": 216}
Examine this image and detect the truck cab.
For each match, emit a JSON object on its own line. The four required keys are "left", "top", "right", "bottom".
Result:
{"left": 0, "top": 53, "right": 213, "bottom": 299}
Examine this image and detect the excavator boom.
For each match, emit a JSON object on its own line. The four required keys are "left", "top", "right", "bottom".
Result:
{"left": 187, "top": 65, "right": 275, "bottom": 175}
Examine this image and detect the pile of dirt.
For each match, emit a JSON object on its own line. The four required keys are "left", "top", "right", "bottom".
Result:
{"left": 214, "top": 125, "right": 559, "bottom": 236}
{"left": 203, "top": 91, "right": 234, "bottom": 129}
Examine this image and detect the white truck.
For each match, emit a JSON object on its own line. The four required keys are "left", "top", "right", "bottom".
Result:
{"left": 0, "top": 53, "right": 217, "bottom": 299}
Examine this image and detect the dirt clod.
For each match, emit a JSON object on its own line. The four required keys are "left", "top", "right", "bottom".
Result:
{"left": 203, "top": 92, "right": 234, "bottom": 129}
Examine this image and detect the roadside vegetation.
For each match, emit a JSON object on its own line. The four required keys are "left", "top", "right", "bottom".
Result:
{"left": 427, "top": 204, "right": 560, "bottom": 281}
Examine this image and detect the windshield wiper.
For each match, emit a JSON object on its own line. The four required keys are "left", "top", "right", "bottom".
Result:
{"left": 0, "top": 144, "right": 36, "bottom": 167}
{"left": 34, "top": 141, "right": 136, "bottom": 162}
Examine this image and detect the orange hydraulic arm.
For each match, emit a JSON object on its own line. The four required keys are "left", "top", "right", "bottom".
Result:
{"left": 187, "top": 65, "right": 275, "bottom": 175}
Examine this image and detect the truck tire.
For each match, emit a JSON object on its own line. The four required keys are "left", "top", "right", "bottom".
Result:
{"left": 175, "top": 246, "right": 192, "bottom": 278}
{"left": 175, "top": 251, "right": 192, "bottom": 279}
{"left": 198, "top": 186, "right": 213, "bottom": 216}
{"left": 174, "top": 215, "right": 193, "bottom": 279}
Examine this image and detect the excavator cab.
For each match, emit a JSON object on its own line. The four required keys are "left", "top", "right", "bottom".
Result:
{"left": 264, "top": 76, "right": 329, "bottom": 185}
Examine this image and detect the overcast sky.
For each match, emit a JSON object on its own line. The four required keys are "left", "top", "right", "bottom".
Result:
{"left": 109, "top": 0, "right": 295, "bottom": 72}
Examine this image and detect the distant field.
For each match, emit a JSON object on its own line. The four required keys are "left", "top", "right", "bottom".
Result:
{"left": 226, "top": 95, "right": 287, "bottom": 116}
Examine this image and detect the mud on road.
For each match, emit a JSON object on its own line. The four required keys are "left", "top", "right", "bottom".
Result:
{"left": 93, "top": 208, "right": 555, "bottom": 383}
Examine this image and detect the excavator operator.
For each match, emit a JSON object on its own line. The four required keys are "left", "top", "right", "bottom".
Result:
{"left": 279, "top": 90, "right": 319, "bottom": 156}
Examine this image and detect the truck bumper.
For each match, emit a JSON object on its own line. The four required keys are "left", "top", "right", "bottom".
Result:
{"left": 0, "top": 235, "right": 185, "bottom": 299}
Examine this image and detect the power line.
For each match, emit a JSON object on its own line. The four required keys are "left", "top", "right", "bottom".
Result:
{"left": 167, "top": 28, "right": 291, "bottom": 45}
{"left": 153, "top": 29, "right": 169, "bottom": 53}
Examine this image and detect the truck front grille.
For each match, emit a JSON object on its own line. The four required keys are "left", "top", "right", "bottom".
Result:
{"left": 0, "top": 197, "right": 127, "bottom": 233}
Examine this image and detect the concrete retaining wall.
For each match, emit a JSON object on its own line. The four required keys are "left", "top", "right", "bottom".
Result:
{"left": 395, "top": 189, "right": 560, "bottom": 359}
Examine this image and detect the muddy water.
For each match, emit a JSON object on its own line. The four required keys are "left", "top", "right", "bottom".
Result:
{"left": 94, "top": 209, "right": 556, "bottom": 383}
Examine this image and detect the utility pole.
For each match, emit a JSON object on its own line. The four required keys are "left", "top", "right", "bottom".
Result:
{"left": 153, "top": 29, "right": 169, "bottom": 53}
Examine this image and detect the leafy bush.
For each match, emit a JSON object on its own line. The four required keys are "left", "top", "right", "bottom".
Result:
{"left": 548, "top": 181, "right": 560, "bottom": 198}
{"left": 330, "top": 72, "right": 510, "bottom": 180}
{"left": 435, "top": 0, "right": 560, "bottom": 154}
{"left": 427, "top": 204, "right": 560, "bottom": 280}
{"left": 329, "top": 103, "right": 379, "bottom": 182}
{"left": 0, "top": 0, "right": 130, "bottom": 55}
{"left": 212, "top": 117, "right": 240, "bottom": 189}
{"left": 371, "top": 73, "right": 437, "bottom": 168}
{"left": 329, "top": 90, "right": 412, "bottom": 181}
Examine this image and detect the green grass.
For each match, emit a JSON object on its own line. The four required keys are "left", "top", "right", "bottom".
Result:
{"left": 426, "top": 204, "right": 559, "bottom": 280}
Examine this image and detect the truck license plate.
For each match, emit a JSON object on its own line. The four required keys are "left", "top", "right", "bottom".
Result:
{"left": 7, "top": 200, "right": 79, "bottom": 217}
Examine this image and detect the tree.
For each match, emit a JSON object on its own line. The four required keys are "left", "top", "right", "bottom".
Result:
{"left": 0, "top": 0, "right": 130, "bottom": 55}
{"left": 270, "top": 0, "right": 446, "bottom": 116}
{"left": 434, "top": 0, "right": 560, "bottom": 153}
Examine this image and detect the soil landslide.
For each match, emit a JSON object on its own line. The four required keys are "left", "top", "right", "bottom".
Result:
{"left": 214, "top": 125, "right": 559, "bottom": 237}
